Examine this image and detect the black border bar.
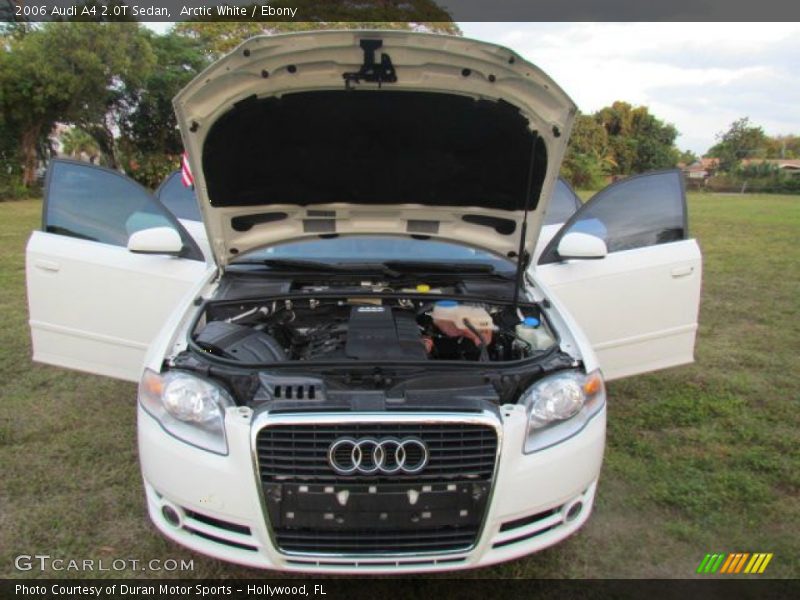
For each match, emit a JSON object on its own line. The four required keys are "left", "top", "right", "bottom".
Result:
{"left": 3, "top": 578, "right": 800, "bottom": 600}
{"left": 3, "top": 0, "right": 800, "bottom": 23}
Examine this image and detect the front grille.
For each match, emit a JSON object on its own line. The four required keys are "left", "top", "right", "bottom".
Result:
{"left": 255, "top": 420, "right": 499, "bottom": 555}
{"left": 276, "top": 526, "right": 480, "bottom": 554}
{"left": 256, "top": 422, "right": 497, "bottom": 484}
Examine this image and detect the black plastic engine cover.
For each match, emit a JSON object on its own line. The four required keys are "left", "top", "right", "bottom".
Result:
{"left": 195, "top": 321, "right": 287, "bottom": 362}
{"left": 344, "top": 306, "right": 427, "bottom": 361}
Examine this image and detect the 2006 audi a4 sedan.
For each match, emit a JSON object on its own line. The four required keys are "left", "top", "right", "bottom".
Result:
{"left": 26, "top": 31, "right": 702, "bottom": 572}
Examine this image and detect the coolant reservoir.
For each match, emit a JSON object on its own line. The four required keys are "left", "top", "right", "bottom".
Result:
{"left": 432, "top": 301, "right": 494, "bottom": 345}
{"left": 515, "top": 317, "right": 554, "bottom": 351}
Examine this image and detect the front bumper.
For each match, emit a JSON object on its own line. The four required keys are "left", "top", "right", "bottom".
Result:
{"left": 138, "top": 403, "right": 605, "bottom": 573}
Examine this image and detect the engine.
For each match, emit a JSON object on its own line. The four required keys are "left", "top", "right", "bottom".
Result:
{"left": 193, "top": 297, "right": 554, "bottom": 364}
{"left": 343, "top": 306, "right": 428, "bottom": 360}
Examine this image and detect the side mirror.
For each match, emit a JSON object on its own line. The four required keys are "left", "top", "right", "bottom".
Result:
{"left": 127, "top": 227, "right": 183, "bottom": 256}
{"left": 557, "top": 232, "right": 607, "bottom": 261}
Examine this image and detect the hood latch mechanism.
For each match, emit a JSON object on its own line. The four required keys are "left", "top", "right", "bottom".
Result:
{"left": 343, "top": 39, "right": 397, "bottom": 89}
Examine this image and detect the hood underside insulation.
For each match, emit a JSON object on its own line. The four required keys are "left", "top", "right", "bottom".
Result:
{"left": 202, "top": 90, "right": 547, "bottom": 212}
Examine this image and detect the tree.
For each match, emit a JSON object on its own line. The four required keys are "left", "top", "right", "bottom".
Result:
{"left": 0, "top": 22, "right": 154, "bottom": 186}
{"left": 60, "top": 127, "right": 101, "bottom": 163}
{"left": 678, "top": 149, "right": 698, "bottom": 165}
{"left": 568, "top": 114, "right": 612, "bottom": 161}
{"left": 0, "top": 26, "right": 25, "bottom": 193}
{"left": 561, "top": 114, "right": 614, "bottom": 189}
{"left": 707, "top": 117, "right": 767, "bottom": 172}
{"left": 762, "top": 134, "right": 799, "bottom": 160}
{"left": 118, "top": 30, "right": 210, "bottom": 186}
{"left": 628, "top": 105, "right": 680, "bottom": 173}
{"left": 561, "top": 103, "right": 680, "bottom": 187}
{"left": 0, "top": 115, "right": 25, "bottom": 197}
{"left": 62, "top": 24, "right": 155, "bottom": 170}
{"left": 595, "top": 101, "right": 679, "bottom": 176}
{"left": 0, "top": 29, "right": 62, "bottom": 187}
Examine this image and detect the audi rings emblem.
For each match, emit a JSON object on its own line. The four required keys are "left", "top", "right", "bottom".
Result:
{"left": 327, "top": 437, "right": 429, "bottom": 475}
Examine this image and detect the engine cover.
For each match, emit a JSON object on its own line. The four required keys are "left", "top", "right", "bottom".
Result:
{"left": 195, "top": 321, "right": 287, "bottom": 362}
{"left": 344, "top": 306, "right": 427, "bottom": 361}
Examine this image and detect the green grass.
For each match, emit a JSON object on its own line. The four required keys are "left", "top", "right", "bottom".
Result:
{"left": 1, "top": 193, "right": 798, "bottom": 579}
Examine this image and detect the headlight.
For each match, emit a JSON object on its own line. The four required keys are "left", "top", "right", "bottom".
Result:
{"left": 138, "top": 369, "right": 234, "bottom": 455}
{"left": 520, "top": 369, "right": 605, "bottom": 453}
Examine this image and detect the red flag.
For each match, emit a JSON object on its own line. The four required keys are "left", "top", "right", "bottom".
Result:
{"left": 181, "top": 152, "right": 194, "bottom": 188}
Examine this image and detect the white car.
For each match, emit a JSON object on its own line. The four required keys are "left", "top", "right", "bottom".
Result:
{"left": 26, "top": 31, "right": 701, "bottom": 573}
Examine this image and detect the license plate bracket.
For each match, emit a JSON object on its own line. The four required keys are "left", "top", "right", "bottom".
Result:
{"left": 264, "top": 481, "right": 490, "bottom": 530}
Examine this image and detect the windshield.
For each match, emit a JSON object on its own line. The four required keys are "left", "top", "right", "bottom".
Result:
{"left": 231, "top": 236, "right": 516, "bottom": 274}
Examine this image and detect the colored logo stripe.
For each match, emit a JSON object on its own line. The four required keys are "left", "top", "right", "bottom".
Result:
{"left": 720, "top": 553, "right": 749, "bottom": 573}
{"left": 697, "top": 553, "right": 773, "bottom": 575}
{"left": 747, "top": 553, "right": 773, "bottom": 574}
{"left": 697, "top": 553, "right": 725, "bottom": 573}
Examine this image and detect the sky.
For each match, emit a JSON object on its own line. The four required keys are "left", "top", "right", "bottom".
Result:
{"left": 460, "top": 23, "right": 800, "bottom": 155}
{"left": 147, "top": 22, "right": 800, "bottom": 155}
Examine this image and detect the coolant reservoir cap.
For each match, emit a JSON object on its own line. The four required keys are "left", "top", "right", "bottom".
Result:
{"left": 522, "top": 317, "right": 540, "bottom": 327}
{"left": 436, "top": 300, "right": 458, "bottom": 308}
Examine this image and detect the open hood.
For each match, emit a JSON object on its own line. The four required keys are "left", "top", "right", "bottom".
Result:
{"left": 174, "top": 30, "right": 577, "bottom": 267}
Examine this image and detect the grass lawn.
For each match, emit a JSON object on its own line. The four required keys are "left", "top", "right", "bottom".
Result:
{"left": 1, "top": 193, "right": 798, "bottom": 579}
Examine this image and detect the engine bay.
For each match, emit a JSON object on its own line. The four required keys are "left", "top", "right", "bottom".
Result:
{"left": 191, "top": 295, "right": 556, "bottom": 365}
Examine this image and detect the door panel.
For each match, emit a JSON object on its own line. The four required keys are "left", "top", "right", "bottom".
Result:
{"left": 535, "top": 170, "right": 702, "bottom": 380}
{"left": 27, "top": 160, "right": 211, "bottom": 381}
{"left": 536, "top": 240, "right": 701, "bottom": 380}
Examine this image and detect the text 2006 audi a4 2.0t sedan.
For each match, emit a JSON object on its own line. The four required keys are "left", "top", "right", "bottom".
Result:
{"left": 26, "top": 31, "right": 702, "bottom": 572}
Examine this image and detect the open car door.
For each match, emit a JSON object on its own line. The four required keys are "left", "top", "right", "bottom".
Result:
{"left": 26, "top": 160, "right": 212, "bottom": 382}
{"left": 534, "top": 170, "right": 702, "bottom": 381}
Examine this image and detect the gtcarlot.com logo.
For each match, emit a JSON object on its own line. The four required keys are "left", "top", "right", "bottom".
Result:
{"left": 14, "top": 554, "right": 194, "bottom": 572}
{"left": 697, "top": 552, "right": 773, "bottom": 575}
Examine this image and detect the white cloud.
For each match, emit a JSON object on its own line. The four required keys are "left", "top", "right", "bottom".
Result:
{"left": 459, "top": 22, "right": 800, "bottom": 154}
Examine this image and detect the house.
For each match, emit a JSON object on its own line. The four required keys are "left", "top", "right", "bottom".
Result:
{"left": 681, "top": 160, "right": 714, "bottom": 180}
{"left": 740, "top": 158, "right": 800, "bottom": 176}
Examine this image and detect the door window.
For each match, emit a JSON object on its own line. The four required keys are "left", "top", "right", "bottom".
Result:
{"left": 156, "top": 171, "right": 202, "bottom": 222}
{"left": 43, "top": 160, "right": 202, "bottom": 259}
{"left": 539, "top": 170, "right": 687, "bottom": 264}
{"left": 543, "top": 177, "right": 582, "bottom": 226}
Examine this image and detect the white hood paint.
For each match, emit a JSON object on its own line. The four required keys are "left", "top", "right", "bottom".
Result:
{"left": 174, "top": 30, "right": 577, "bottom": 267}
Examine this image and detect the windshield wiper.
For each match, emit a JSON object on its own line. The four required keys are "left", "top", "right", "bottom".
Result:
{"left": 381, "top": 261, "right": 514, "bottom": 279}
{"left": 230, "top": 258, "right": 403, "bottom": 277}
